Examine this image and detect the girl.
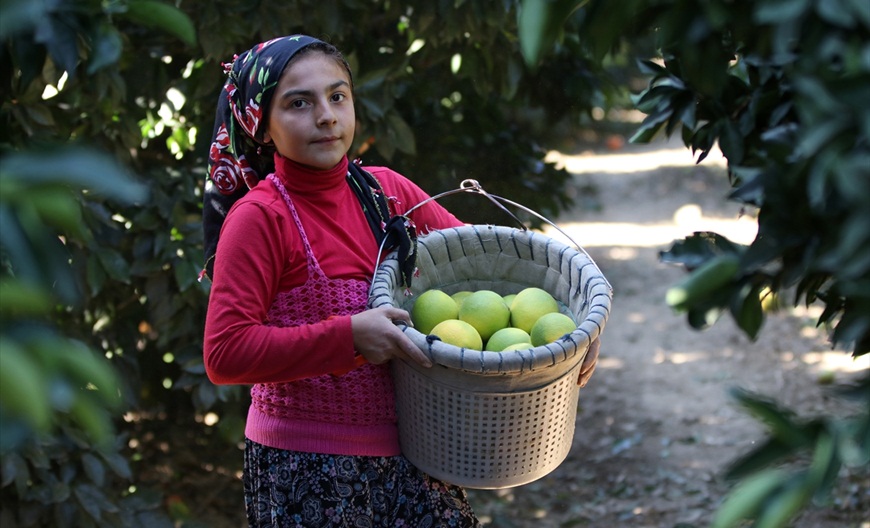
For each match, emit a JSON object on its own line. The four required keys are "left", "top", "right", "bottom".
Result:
{"left": 202, "top": 35, "right": 599, "bottom": 527}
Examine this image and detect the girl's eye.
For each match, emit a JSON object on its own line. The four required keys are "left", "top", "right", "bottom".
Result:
{"left": 291, "top": 100, "right": 307, "bottom": 109}
{"left": 331, "top": 93, "right": 346, "bottom": 103}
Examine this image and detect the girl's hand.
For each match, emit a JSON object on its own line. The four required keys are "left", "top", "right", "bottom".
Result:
{"left": 351, "top": 307, "right": 433, "bottom": 368}
{"left": 578, "top": 337, "right": 601, "bottom": 387}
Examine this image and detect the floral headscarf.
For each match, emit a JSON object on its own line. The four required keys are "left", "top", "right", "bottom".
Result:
{"left": 202, "top": 35, "right": 323, "bottom": 281}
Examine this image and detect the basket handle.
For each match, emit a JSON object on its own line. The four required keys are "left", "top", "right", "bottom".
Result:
{"left": 370, "top": 179, "right": 611, "bottom": 295}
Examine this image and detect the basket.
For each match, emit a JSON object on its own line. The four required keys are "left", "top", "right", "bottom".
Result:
{"left": 368, "top": 224, "right": 612, "bottom": 489}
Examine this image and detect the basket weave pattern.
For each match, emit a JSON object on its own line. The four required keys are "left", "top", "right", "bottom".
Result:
{"left": 368, "top": 225, "right": 612, "bottom": 488}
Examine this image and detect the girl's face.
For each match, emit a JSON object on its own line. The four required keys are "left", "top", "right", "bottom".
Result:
{"left": 264, "top": 52, "right": 355, "bottom": 171}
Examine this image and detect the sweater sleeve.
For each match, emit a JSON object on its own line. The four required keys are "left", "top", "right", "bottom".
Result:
{"left": 203, "top": 200, "right": 358, "bottom": 386}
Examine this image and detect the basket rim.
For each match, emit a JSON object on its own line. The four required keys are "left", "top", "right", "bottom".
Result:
{"left": 368, "top": 224, "right": 612, "bottom": 375}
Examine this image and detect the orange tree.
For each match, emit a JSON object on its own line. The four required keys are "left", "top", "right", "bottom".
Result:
{"left": 521, "top": 0, "right": 869, "bottom": 526}
{"left": 0, "top": 0, "right": 626, "bottom": 525}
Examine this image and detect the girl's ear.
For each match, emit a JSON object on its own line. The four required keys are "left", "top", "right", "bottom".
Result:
{"left": 262, "top": 129, "right": 272, "bottom": 144}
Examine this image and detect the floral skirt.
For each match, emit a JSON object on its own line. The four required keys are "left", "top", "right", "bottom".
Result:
{"left": 243, "top": 439, "right": 480, "bottom": 528}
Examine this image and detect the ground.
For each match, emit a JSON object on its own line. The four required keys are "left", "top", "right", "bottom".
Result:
{"left": 462, "top": 137, "right": 869, "bottom": 528}
{"left": 152, "top": 137, "right": 868, "bottom": 528}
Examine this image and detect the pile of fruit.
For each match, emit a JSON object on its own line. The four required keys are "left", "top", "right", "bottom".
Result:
{"left": 410, "top": 286, "right": 577, "bottom": 352}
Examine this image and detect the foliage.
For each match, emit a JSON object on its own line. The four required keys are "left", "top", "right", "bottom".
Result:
{"left": 0, "top": 0, "right": 626, "bottom": 524}
{"left": 521, "top": 0, "right": 870, "bottom": 525}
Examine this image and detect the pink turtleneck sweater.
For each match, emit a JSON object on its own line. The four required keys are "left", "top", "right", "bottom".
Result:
{"left": 203, "top": 155, "right": 462, "bottom": 455}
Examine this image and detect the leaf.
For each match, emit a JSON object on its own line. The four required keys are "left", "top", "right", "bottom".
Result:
{"left": 35, "top": 13, "right": 80, "bottom": 75}
{"left": 730, "top": 283, "right": 765, "bottom": 340}
{"left": 843, "top": 0, "right": 870, "bottom": 26}
{"left": 0, "top": 339, "right": 52, "bottom": 431}
{"left": 660, "top": 231, "right": 745, "bottom": 269}
{"left": 754, "top": 473, "right": 812, "bottom": 528}
{"left": 815, "top": 0, "right": 856, "bottom": 28}
{"left": 753, "top": 0, "right": 812, "bottom": 24}
{"left": 725, "top": 436, "right": 799, "bottom": 480}
{"left": 99, "top": 451, "right": 132, "bottom": 481}
{"left": 636, "top": 58, "right": 668, "bottom": 76}
{"left": 87, "top": 23, "right": 123, "bottom": 74}
{"left": 194, "top": 382, "right": 217, "bottom": 410}
{"left": 80, "top": 453, "right": 105, "bottom": 487}
{"left": 730, "top": 387, "right": 810, "bottom": 446}
{"left": 717, "top": 119, "right": 745, "bottom": 164}
{"left": 712, "top": 468, "right": 788, "bottom": 528}
{"left": 73, "top": 483, "right": 118, "bottom": 522}
{"left": 123, "top": 0, "right": 197, "bottom": 46}
{"left": 518, "top": 0, "right": 586, "bottom": 66}
{"left": 0, "top": 149, "right": 147, "bottom": 203}
{"left": 0, "top": 279, "right": 52, "bottom": 317}
{"left": 386, "top": 112, "right": 417, "bottom": 156}
{"left": 95, "top": 248, "right": 132, "bottom": 283}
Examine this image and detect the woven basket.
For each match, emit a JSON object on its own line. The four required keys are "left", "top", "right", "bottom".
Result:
{"left": 368, "top": 224, "right": 612, "bottom": 489}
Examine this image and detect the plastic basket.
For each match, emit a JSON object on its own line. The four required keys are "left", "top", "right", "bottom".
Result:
{"left": 368, "top": 224, "right": 612, "bottom": 488}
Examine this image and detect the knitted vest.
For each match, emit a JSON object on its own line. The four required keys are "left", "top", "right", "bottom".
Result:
{"left": 244, "top": 174, "right": 399, "bottom": 456}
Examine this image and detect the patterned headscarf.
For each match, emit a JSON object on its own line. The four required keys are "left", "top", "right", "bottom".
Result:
{"left": 201, "top": 35, "right": 324, "bottom": 281}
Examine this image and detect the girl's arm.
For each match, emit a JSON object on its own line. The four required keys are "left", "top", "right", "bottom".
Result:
{"left": 203, "top": 201, "right": 359, "bottom": 385}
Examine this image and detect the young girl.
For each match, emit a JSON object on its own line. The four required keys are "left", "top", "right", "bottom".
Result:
{"left": 202, "top": 35, "right": 599, "bottom": 527}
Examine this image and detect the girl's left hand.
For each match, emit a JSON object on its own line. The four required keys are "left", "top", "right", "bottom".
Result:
{"left": 578, "top": 338, "right": 601, "bottom": 387}
{"left": 351, "top": 307, "right": 433, "bottom": 368}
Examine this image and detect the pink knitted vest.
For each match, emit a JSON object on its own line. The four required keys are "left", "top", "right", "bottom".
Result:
{"left": 244, "top": 174, "right": 399, "bottom": 456}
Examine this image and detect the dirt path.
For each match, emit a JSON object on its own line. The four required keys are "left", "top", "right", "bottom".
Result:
{"left": 465, "top": 139, "right": 869, "bottom": 527}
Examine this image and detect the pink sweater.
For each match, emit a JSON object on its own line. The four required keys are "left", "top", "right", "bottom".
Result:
{"left": 203, "top": 155, "right": 463, "bottom": 455}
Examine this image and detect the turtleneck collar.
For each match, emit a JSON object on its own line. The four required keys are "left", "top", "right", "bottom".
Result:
{"left": 273, "top": 154, "right": 349, "bottom": 195}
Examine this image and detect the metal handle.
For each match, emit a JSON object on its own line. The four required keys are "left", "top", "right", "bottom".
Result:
{"left": 370, "top": 179, "right": 610, "bottom": 293}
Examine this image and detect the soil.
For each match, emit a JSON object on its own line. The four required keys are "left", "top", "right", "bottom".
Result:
{"left": 147, "top": 137, "right": 869, "bottom": 528}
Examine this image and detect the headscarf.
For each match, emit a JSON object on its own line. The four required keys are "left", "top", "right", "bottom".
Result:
{"left": 201, "top": 35, "right": 323, "bottom": 281}
{"left": 200, "top": 35, "right": 419, "bottom": 291}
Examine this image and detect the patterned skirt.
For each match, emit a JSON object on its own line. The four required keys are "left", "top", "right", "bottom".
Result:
{"left": 243, "top": 439, "right": 480, "bottom": 528}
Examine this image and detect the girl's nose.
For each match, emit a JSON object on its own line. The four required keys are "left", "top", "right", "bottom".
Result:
{"left": 316, "top": 101, "right": 337, "bottom": 126}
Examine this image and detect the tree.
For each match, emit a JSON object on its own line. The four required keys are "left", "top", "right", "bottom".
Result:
{"left": 520, "top": 0, "right": 869, "bottom": 526}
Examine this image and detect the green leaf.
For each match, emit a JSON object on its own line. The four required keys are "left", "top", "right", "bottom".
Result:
{"left": 755, "top": 473, "right": 812, "bottom": 528}
{"left": 731, "top": 283, "right": 764, "bottom": 340}
{"left": 717, "top": 120, "right": 745, "bottom": 164}
{"left": 843, "top": 0, "right": 870, "bottom": 26}
{"left": 753, "top": 0, "right": 812, "bottom": 24}
{"left": 36, "top": 13, "right": 80, "bottom": 75}
{"left": 0, "top": 279, "right": 52, "bottom": 317}
{"left": 95, "top": 248, "right": 132, "bottom": 283}
{"left": 386, "top": 112, "right": 417, "bottom": 156}
{"left": 123, "top": 0, "right": 197, "bottom": 46}
{"left": 815, "top": 0, "right": 856, "bottom": 28}
{"left": 80, "top": 453, "right": 105, "bottom": 486}
{"left": 725, "top": 436, "right": 801, "bottom": 480}
{"left": 636, "top": 58, "right": 668, "bottom": 76}
{"left": 518, "top": 0, "right": 586, "bottom": 66}
{"left": 660, "top": 232, "right": 745, "bottom": 269}
{"left": 712, "top": 468, "right": 788, "bottom": 528}
{"left": 99, "top": 451, "right": 132, "bottom": 480}
{"left": 0, "top": 339, "right": 52, "bottom": 431}
{"left": 730, "top": 387, "right": 810, "bottom": 446}
{"left": 0, "top": 149, "right": 147, "bottom": 203}
{"left": 87, "top": 23, "right": 123, "bottom": 74}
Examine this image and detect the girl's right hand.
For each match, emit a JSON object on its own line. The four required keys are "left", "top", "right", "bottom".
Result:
{"left": 351, "top": 307, "right": 433, "bottom": 368}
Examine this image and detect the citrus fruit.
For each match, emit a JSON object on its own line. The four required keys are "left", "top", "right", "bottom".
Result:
{"left": 451, "top": 290, "right": 473, "bottom": 309}
{"left": 458, "top": 289, "right": 510, "bottom": 341}
{"left": 502, "top": 293, "right": 517, "bottom": 307}
{"left": 411, "top": 289, "right": 458, "bottom": 334}
{"left": 485, "top": 327, "right": 532, "bottom": 352}
{"left": 502, "top": 342, "right": 534, "bottom": 352}
{"left": 530, "top": 312, "right": 577, "bottom": 346}
{"left": 430, "top": 319, "right": 483, "bottom": 350}
{"left": 510, "top": 287, "right": 560, "bottom": 333}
